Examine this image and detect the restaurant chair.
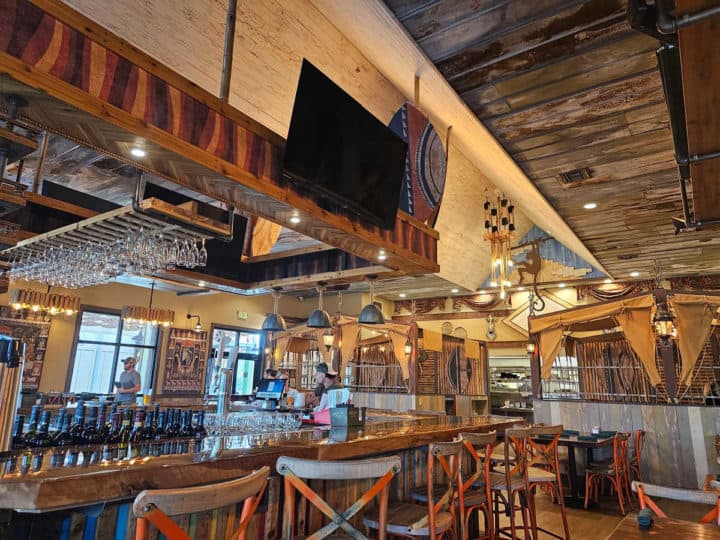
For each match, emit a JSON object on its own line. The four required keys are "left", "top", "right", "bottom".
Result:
{"left": 525, "top": 425, "right": 570, "bottom": 540}
{"left": 481, "top": 426, "right": 533, "bottom": 540}
{"left": 632, "top": 480, "right": 720, "bottom": 526}
{"left": 277, "top": 454, "right": 401, "bottom": 539}
{"left": 629, "top": 429, "right": 645, "bottom": 483}
{"left": 365, "top": 441, "right": 462, "bottom": 539}
{"left": 132, "top": 466, "right": 270, "bottom": 540}
{"left": 584, "top": 432, "right": 632, "bottom": 515}
{"left": 458, "top": 431, "right": 498, "bottom": 540}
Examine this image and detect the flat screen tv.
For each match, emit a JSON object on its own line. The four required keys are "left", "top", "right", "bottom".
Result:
{"left": 282, "top": 60, "right": 408, "bottom": 230}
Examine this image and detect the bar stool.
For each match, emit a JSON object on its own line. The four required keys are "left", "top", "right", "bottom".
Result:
{"left": 629, "top": 429, "right": 646, "bottom": 482}
{"left": 459, "top": 431, "right": 498, "bottom": 540}
{"left": 526, "top": 425, "right": 570, "bottom": 540}
{"left": 365, "top": 441, "right": 463, "bottom": 539}
{"left": 133, "top": 466, "right": 270, "bottom": 540}
{"left": 484, "top": 426, "right": 532, "bottom": 540}
{"left": 584, "top": 432, "right": 632, "bottom": 515}
{"left": 277, "top": 454, "right": 401, "bottom": 539}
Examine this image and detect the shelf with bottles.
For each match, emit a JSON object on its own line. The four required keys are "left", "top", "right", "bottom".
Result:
{"left": 6, "top": 403, "right": 209, "bottom": 476}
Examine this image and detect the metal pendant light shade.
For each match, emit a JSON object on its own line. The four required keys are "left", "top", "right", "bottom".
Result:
{"left": 359, "top": 303, "right": 385, "bottom": 324}
{"left": 307, "top": 308, "right": 331, "bottom": 328}
{"left": 262, "top": 313, "right": 286, "bottom": 332}
{"left": 262, "top": 287, "right": 287, "bottom": 332}
{"left": 358, "top": 275, "right": 385, "bottom": 324}
{"left": 307, "top": 282, "right": 331, "bottom": 328}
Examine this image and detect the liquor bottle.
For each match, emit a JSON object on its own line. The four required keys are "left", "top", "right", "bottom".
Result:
{"left": 11, "top": 415, "right": 25, "bottom": 450}
{"left": 162, "top": 409, "right": 176, "bottom": 454}
{"left": 177, "top": 410, "right": 193, "bottom": 453}
{"left": 82, "top": 407, "right": 102, "bottom": 445}
{"left": 164, "top": 408, "right": 179, "bottom": 454}
{"left": 29, "top": 411, "right": 54, "bottom": 449}
{"left": 116, "top": 409, "right": 132, "bottom": 460}
{"left": 102, "top": 412, "right": 123, "bottom": 461}
{"left": 193, "top": 410, "right": 207, "bottom": 452}
{"left": 51, "top": 412, "right": 73, "bottom": 468}
{"left": 97, "top": 405, "right": 110, "bottom": 442}
{"left": 150, "top": 410, "right": 165, "bottom": 456}
{"left": 22, "top": 405, "right": 41, "bottom": 446}
{"left": 68, "top": 403, "right": 86, "bottom": 444}
{"left": 54, "top": 408, "right": 66, "bottom": 433}
{"left": 140, "top": 407, "right": 156, "bottom": 457}
{"left": 129, "top": 408, "right": 146, "bottom": 458}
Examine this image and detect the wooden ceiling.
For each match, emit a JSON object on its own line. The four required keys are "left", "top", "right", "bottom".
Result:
{"left": 384, "top": 0, "right": 720, "bottom": 279}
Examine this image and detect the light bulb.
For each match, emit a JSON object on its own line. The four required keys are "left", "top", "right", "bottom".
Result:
{"left": 31, "top": 305, "right": 40, "bottom": 312}
{"left": 11, "top": 303, "right": 21, "bottom": 310}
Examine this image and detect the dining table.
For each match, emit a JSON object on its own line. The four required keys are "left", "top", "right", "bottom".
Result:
{"left": 606, "top": 513, "right": 720, "bottom": 538}
{"left": 553, "top": 433, "right": 616, "bottom": 506}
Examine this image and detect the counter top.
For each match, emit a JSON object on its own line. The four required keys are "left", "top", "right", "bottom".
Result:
{"left": 0, "top": 413, "right": 521, "bottom": 512}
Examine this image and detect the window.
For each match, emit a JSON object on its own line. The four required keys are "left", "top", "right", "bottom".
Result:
{"left": 206, "top": 326, "right": 263, "bottom": 395}
{"left": 68, "top": 308, "right": 159, "bottom": 394}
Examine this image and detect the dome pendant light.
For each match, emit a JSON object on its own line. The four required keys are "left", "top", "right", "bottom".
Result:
{"left": 262, "top": 287, "right": 287, "bottom": 332}
{"left": 307, "top": 282, "right": 332, "bottom": 329}
{"left": 358, "top": 275, "right": 385, "bottom": 324}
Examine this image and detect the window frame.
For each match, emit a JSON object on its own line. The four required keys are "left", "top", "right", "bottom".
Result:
{"left": 208, "top": 323, "right": 265, "bottom": 395}
{"left": 66, "top": 305, "right": 160, "bottom": 394}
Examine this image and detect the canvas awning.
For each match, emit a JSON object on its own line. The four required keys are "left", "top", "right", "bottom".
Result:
{"left": 529, "top": 294, "right": 660, "bottom": 386}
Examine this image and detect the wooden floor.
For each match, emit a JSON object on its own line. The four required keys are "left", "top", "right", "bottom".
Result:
{"left": 491, "top": 492, "right": 716, "bottom": 539}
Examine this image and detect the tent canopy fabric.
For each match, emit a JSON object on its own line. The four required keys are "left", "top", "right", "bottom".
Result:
{"left": 529, "top": 291, "right": 720, "bottom": 388}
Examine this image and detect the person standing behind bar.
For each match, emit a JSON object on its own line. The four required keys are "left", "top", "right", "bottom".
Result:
{"left": 305, "top": 362, "right": 329, "bottom": 407}
{"left": 115, "top": 357, "right": 141, "bottom": 404}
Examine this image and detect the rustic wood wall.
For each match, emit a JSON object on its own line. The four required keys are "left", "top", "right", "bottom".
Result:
{"left": 534, "top": 400, "right": 720, "bottom": 489}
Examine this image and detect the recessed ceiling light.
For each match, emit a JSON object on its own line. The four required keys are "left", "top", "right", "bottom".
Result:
{"left": 130, "top": 147, "right": 147, "bottom": 158}
{"left": 198, "top": 280, "right": 205, "bottom": 287}
{"left": 378, "top": 249, "right": 387, "bottom": 261}
{"left": 558, "top": 282, "right": 566, "bottom": 288}
{"left": 399, "top": 293, "right": 406, "bottom": 298}
{"left": 583, "top": 202, "right": 597, "bottom": 210}
{"left": 289, "top": 212, "right": 301, "bottom": 225}
{"left": 451, "top": 288, "right": 459, "bottom": 293}
{"left": 630, "top": 271, "right": 640, "bottom": 277}
{"left": 603, "top": 278, "right": 612, "bottom": 284}
{"left": 477, "top": 290, "right": 487, "bottom": 294}
{"left": 517, "top": 286, "right": 525, "bottom": 291}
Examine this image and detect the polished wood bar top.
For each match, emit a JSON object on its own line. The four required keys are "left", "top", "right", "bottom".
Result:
{"left": 0, "top": 414, "right": 520, "bottom": 512}
{"left": 606, "top": 514, "right": 720, "bottom": 539}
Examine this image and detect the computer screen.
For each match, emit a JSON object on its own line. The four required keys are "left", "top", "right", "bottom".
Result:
{"left": 255, "top": 378, "right": 286, "bottom": 400}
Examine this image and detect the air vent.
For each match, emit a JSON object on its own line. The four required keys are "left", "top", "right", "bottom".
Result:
{"left": 617, "top": 254, "right": 638, "bottom": 260}
{"left": 558, "top": 167, "right": 592, "bottom": 185}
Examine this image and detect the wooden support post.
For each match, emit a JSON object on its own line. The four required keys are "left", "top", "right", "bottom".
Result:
{"left": 219, "top": 0, "right": 238, "bottom": 101}
{"left": 32, "top": 131, "right": 49, "bottom": 194}
{"left": 414, "top": 74, "right": 420, "bottom": 107}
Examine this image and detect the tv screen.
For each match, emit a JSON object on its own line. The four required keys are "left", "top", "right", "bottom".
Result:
{"left": 283, "top": 60, "right": 408, "bottom": 230}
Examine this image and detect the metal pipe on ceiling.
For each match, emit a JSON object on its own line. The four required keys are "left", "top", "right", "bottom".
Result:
{"left": 656, "top": 0, "right": 720, "bottom": 34}
{"left": 219, "top": 0, "right": 238, "bottom": 102}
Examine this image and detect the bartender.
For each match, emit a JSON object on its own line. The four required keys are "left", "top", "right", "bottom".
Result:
{"left": 314, "top": 368, "right": 343, "bottom": 412}
{"left": 115, "top": 357, "right": 141, "bottom": 404}
{"left": 305, "top": 362, "right": 329, "bottom": 407}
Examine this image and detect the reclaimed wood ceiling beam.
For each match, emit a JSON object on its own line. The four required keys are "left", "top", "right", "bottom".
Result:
{"left": 311, "top": 0, "right": 610, "bottom": 276}
{"left": 677, "top": 0, "right": 720, "bottom": 222}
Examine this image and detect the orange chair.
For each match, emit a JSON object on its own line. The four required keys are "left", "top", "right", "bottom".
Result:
{"left": 365, "top": 441, "right": 462, "bottom": 539}
{"left": 584, "top": 433, "right": 632, "bottom": 515}
{"left": 459, "top": 431, "right": 497, "bottom": 540}
{"left": 278, "top": 454, "right": 401, "bottom": 539}
{"left": 526, "top": 425, "right": 570, "bottom": 540}
{"left": 629, "top": 429, "right": 645, "bottom": 482}
{"left": 133, "top": 466, "right": 269, "bottom": 540}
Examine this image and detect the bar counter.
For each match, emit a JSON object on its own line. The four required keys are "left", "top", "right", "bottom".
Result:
{"left": 0, "top": 413, "right": 519, "bottom": 538}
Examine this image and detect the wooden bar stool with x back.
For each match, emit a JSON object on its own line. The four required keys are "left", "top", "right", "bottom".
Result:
{"left": 483, "top": 426, "right": 533, "bottom": 540}
{"left": 277, "top": 454, "right": 401, "bottom": 539}
{"left": 365, "top": 440, "right": 463, "bottom": 539}
{"left": 526, "top": 425, "right": 570, "bottom": 540}
{"left": 458, "top": 431, "right": 498, "bottom": 540}
{"left": 584, "top": 432, "right": 632, "bottom": 515}
{"left": 133, "top": 466, "right": 270, "bottom": 540}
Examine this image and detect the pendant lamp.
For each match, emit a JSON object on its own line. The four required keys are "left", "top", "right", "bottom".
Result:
{"left": 307, "top": 282, "right": 331, "bottom": 328}
{"left": 358, "top": 275, "right": 385, "bottom": 324}
{"left": 262, "top": 287, "right": 287, "bottom": 332}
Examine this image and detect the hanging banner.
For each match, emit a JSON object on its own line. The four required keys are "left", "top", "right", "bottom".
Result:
{"left": 161, "top": 328, "right": 209, "bottom": 395}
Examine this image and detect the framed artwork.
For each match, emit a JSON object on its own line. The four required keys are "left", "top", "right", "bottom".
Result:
{"left": 161, "top": 328, "right": 209, "bottom": 395}
{"left": 503, "top": 291, "right": 573, "bottom": 336}
{"left": 0, "top": 306, "right": 50, "bottom": 390}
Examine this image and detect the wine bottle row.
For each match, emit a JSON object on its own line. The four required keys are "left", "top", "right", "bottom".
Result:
{"left": 8, "top": 403, "right": 208, "bottom": 472}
